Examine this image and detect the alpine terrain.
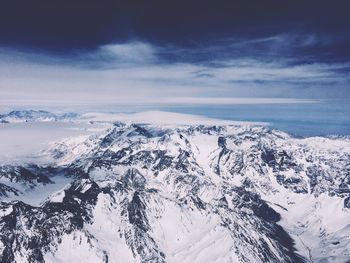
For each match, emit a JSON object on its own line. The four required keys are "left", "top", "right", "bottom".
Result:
{"left": 0, "top": 111, "right": 349, "bottom": 263}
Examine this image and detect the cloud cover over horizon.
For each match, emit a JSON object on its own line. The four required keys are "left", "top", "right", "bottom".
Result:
{"left": 1, "top": 36, "right": 349, "bottom": 104}
{"left": 0, "top": 0, "right": 349, "bottom": 104}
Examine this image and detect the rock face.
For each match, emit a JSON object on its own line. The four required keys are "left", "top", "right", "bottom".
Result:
{"left": 0, "top": 123, "right": 350, "bottom": 262}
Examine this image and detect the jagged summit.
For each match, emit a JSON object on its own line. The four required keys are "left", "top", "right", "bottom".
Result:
{"left": 0, "top": 116, "right": 349, "bottom": 262}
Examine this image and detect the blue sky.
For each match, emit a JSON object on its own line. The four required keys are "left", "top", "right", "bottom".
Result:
{"left": 0, "top": 0, "right": 349, "bottom": 104}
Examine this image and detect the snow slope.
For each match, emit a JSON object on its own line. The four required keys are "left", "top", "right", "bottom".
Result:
{"left": 0, "top": 111, "right": 349, "bottom": 263}
{"left": 0, "top": 110, "right": 78, "bottom": 123}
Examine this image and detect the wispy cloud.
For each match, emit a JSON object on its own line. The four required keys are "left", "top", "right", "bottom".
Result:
{"left": 97, "top": 42, "right": 157, "bottom": 66}
{"left": 0, "top": 35, "right": 349, "bottom": 105}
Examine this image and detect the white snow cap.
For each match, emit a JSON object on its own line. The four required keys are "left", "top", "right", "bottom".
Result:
{"left": 82, "top": 111, "right": 267, "bottom": 126}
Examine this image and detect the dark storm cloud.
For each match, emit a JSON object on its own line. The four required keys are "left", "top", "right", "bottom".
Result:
{"left": 0, "top": 0, "right": 349, "bottom": 61}
{"left": 0, "top": 0, "right": 349, "bottom": 103}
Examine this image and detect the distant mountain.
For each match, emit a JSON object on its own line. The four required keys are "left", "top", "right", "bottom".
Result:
{"left": 0, "top": 120, "right": 349, "bottom": 262}
{"left": 0, "top": 110, "right": 79, "bottom": 123}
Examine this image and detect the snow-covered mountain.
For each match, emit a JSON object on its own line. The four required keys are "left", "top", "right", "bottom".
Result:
{"left": 0, "top": 110, "right": 78, "bottom": 123}
{"left": 0, "top": 115, "right": 349, "bottom": 263}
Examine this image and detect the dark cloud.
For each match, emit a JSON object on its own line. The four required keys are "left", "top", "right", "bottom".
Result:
{"left": 0, "top": 0, "right": 349, "bottom": 59}
{"left": 0, "top": 1, "right": 349, "bottom": 101}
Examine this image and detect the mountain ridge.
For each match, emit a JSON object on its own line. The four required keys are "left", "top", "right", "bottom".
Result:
{"left": 0, "top": 117, "right": 349, "bottom": 262}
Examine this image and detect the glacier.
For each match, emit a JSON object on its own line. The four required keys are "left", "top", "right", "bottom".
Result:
{"left": 0, "top": 111, "right": 349, "bottom": 263}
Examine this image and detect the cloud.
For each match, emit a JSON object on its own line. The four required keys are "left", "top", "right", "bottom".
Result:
{"left": 0, "top": 36, "right": 349, "bottom": 106}
{"left": 98, "top": 42, "right": 156, "bottom": 65}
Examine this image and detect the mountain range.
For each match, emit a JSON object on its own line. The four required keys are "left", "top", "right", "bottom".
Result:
{"left": 0, "top": 111, "right": 349, "bottom": 262}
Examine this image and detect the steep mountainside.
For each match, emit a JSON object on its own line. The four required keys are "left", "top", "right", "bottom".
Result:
{"left": 0, "top": 122, "right": 349, "bottom": 263}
